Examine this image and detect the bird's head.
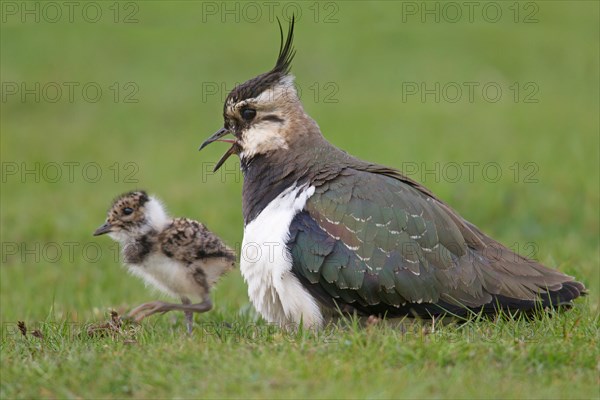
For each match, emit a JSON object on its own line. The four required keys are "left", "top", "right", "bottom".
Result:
{"left": 93, "top": 190, "right": 169, "bottom": 242}
{"left": 200, "top": 16, "right": 320, "bottom": 171}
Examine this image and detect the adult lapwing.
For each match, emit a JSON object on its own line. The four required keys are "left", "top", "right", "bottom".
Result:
{"left": 200, "top": 18, "right": 585, "bottom": 329}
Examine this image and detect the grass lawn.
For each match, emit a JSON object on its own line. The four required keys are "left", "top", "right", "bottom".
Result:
{"left": 1, "top": 1, "right": 598, "bottom": 399}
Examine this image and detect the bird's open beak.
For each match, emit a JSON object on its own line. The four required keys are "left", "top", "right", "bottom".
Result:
{"left": 199, "top": 127, "right": 230, "bottom": 150}
{"left": 93, "top": 222, "right": 112, "bottom": 236}
{"left": 199, "top": 127, "right": 238, "bottom": 172}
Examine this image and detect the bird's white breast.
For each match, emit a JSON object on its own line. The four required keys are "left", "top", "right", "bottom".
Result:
{"left": 241, "top": 183, "right": 323, "bottom": 329}
{"left": 127, "top": 254, "right": 201, "bottom": 301}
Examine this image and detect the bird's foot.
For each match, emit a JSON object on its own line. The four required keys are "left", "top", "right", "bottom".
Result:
{"left": 365, "top": 315, "right": 382, "bottom": 328}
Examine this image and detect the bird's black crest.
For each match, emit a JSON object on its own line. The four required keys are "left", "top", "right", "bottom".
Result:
{"left": 272, "top": 15, "right": 296, "bottom": 76}
{"left": 225, "top": 16, "right": 296, "bottom": 105}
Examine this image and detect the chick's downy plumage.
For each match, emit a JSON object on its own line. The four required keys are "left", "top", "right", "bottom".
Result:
{"left": 94, "top": 190, "right": 235, "bottom": 332}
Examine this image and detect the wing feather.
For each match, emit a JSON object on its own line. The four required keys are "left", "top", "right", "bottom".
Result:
{"left": 287, "top": 167, "right": 584, "bottom": 317}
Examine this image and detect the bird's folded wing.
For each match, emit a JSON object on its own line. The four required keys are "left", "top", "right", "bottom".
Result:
{"left": 161, "top": 218, "right": 236, "bottom": 265}
{"left": 288, "top": 168, "right": 573, "bottom": 312}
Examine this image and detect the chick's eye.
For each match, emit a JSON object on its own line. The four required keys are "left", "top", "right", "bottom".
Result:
{"left": 241, "top": 108, "right": 256, "bottom": 121}
{"left": 123, "top": 207, "right": 133, "bottom": 215}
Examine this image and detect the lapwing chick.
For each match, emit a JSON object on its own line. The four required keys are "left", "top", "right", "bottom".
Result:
{"left": 199, "top": 17, "right": 586, "bottom": 329}
{"left": 93, "top": 190, "right": 235, "bottom": 333}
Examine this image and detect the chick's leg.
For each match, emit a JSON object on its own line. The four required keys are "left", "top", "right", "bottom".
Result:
{"left": 182, "top": 296, "right": 193, "bottom": 334}
{"left": 125, "top": 297, "right": 213, "bottom": 332}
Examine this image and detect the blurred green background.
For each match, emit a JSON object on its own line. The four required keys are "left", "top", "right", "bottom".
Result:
{"left": 1, "top": 1, "right": 598, "bottom": 398}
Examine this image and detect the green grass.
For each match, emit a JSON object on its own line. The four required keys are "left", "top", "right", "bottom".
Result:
{"left": 1, "top": 1, "right": 599, "bottom": 399}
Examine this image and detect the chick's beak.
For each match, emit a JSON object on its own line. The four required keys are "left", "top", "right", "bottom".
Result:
{"left": 93, "top": 222, "right": 112, "bottom": 236}
{"left": 199, "top": 127, "right": 238, "bottom": 172}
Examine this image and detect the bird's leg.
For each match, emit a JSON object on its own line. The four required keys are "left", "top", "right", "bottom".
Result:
{"left": 125, "top": 298, "right": 213, "bottom": 329}
{"left": 181, "top": 296, "right": 193, "bottom": 334}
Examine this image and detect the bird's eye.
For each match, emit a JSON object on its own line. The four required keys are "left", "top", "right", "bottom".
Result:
{"left": 241, "top": 108, "right": 256, "bottom": 121}
{"left": 123, "top": 207, "right": 133, "bottom": 215}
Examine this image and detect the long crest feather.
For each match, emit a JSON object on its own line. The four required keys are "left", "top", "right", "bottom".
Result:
{"left": 224, "top": 15, "right": 296, "bottom": 105}
{"left": 272, "top": 16, "right": 296, "bottom": 76}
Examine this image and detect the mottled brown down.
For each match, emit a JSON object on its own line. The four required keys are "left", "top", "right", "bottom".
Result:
{"left": 94, "top": 191, "right": 235, "bottom": 331}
